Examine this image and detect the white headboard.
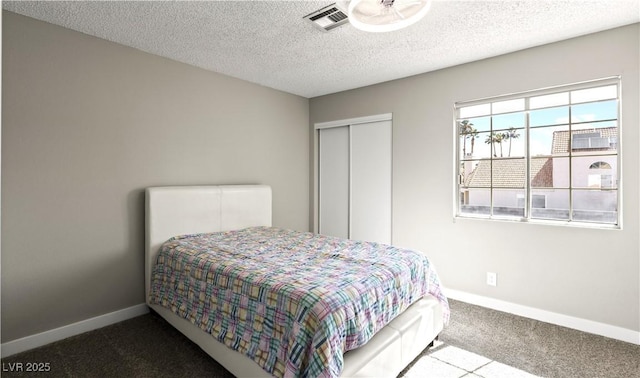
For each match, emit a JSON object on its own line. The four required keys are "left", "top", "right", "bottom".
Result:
{"left": 145, "top": 185, "right": 272, "bottom": 301}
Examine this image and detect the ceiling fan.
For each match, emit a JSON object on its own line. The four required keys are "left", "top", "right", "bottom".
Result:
{"left": 304, "top": 0, "right": 432, "bottom": 33}
{"left": 347, "top": 0, "right": 432, "bottom": 32}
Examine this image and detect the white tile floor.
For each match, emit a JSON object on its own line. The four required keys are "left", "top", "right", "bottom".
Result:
{"left": 401, "top": 342, "right": 541, "bottom": 378}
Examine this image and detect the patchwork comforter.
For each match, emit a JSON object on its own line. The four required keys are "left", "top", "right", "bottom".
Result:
{"left": 149, "top": 227, "right": 449, "bottom": 378}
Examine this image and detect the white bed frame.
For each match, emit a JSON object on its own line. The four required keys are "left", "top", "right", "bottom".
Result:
{"left": 145, "top": 185, "right": 444, "bottom": 377}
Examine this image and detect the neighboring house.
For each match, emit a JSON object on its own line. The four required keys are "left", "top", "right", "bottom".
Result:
{"left": 461, "top": 126, "right": 617, "bottom": 221}
{"left": 550, "top": 127, "right": 618, "bottom": 191}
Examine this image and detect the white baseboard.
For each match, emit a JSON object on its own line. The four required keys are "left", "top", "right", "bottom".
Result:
{"left": 1, "top": 303, "right": 149, "bottom": 358}
{"left": 445, "top": 288, "right": 640, "bottom": 345}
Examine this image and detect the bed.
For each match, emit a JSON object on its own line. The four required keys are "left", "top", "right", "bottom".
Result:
{"left": 145, "top": 185, "right": 448, "bottom": 377}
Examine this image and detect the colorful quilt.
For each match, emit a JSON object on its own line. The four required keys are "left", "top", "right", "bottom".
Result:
{"left": 149, "top": 227, "right": 449, "bottom": 378}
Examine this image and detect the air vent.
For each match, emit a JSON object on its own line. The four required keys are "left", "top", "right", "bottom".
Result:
{"left": 303, "top": 3, "right": 349, "bottom": 32}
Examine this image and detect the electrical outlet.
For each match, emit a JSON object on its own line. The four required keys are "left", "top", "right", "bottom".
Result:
{"left": 486, "top": 272, "right": 497, "bottom": 286}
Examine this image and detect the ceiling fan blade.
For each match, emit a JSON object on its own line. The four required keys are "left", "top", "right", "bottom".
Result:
{"left": 393, "top": 7, "right": 406, "bottom": 20}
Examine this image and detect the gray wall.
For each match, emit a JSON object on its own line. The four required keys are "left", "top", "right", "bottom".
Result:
{"left": 310, "top": 24, "right": 639, "bottom": 332}
{"left": 2, "top": 12, "right": 309, "bottom": 342}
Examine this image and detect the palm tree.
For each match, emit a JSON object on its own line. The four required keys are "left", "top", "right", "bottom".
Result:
{"left": 469, "top": 127, "right": 479, "bottom": 155}
{"left": 458, "top": 120, "right": 475, "bottom": 157}
{"left": 494, "top": 133, "right": 504, "bottom": 157}
{"left": 485, "top": 133, "right": 496, "bottom": 157}
{"left": 503, "top": 127, "right": 521, "bottom": 157}
{"left": 485, "top": 132, "right": 505, "bottom": 157}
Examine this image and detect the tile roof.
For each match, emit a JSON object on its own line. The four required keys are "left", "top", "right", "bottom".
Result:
{"left": 465, "top": 158, "right": 553, "bottom": 188}
{"left": 531, "top": 158, "right": 554, "bottom": 187}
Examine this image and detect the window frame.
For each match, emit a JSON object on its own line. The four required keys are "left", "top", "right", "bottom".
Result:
{"left": 454, "top": 77, "right": 622, "bottom": 229}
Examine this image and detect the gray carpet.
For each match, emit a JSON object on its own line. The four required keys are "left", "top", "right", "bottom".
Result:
{"left": 2, "top": 300, "right": 638, "bottom": 377}
{"left": 435, "top": 300, "right": 640, "bottom": 377}
{"left": 1, "top": 311, "right": 233, "bottom": 378}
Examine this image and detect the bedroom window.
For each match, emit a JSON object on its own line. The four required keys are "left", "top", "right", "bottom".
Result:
{"left": 455, "top": 77, "right": 620, "bottom": 227}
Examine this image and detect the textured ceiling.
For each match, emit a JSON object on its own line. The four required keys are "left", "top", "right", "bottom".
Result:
{"left": 3, "top": 1, "right": 639, "bottom": 98}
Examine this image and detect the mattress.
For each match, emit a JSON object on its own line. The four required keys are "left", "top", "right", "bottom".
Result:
{"left": 149, "top": 226, "right": 449, "bottom": 377}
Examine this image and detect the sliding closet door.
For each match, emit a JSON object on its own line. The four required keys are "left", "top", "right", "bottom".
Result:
{"left": 318, "top": 116, "right": 392, "bottom": 244}
{"left": 350, "top": 121, "right": 392, "bottom": 244}
{"left": 319, "top": 126, "right": 350, "bottom": 239}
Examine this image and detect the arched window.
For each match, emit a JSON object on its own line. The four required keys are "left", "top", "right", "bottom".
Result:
{"left": 589, "top": 161, "right": 611, "bottom": 169}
